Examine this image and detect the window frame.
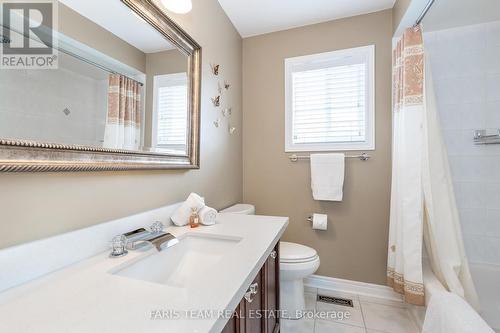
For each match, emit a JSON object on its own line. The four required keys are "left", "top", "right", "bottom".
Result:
{"left": 284, "top": 45, "right": 375, "bottom": 152}
{"left": 151, "top": 72, "right": 189, "bottom": 155}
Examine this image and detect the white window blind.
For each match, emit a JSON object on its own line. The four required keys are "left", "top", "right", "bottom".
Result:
{"left": 153, "top": 73, "right": 188, "bottom": 154}
{"left": 285, "top": 45, "right": 375, "bottom": 152}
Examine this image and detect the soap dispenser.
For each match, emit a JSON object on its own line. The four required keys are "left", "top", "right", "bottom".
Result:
{"left": 189, "top": 207, "right": 200, "bottom": 228}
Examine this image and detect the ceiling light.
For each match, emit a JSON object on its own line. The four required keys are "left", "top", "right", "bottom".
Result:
{"left": 161, "top": 0, "right": 192, "bottom": 14}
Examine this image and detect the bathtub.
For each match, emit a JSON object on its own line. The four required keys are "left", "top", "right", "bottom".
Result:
{"left": 407, "top": 260, "right": 498, "bottom": 332}
{"left": 470, "top": 263, "right": 500, "bottom": 332}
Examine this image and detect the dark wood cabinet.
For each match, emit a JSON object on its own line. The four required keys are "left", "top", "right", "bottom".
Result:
{"left": 221, "top": 242, "right": 280, "bottom": 333}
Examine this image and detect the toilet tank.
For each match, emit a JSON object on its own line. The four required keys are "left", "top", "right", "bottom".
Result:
{"left": 219, "top": 204, "right": 255, "bottom": 215}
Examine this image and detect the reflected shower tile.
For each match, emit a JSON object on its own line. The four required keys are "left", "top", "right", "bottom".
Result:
{"left": 460, "top": 103, "right": 486, "bottom": 130}
{"left": 456, "top": 76, "right": 486, "bottom": 104}
{"left": 459, "top": 209, "right": 488, "bottom": 236}
{"left": 485, "top": 102, "right": 500, "bottom": 128}
{"left": 442, "top": 129, "right": 463, "bottom": 155}
{"left": 484, "top": 183, "right": 500, "bottom": 209}
{"left": 438, "top": 104, "right": 462, "bottom": 130}
{"left": 461, "top": 130, "right": 487, "bottom": 156}
{"left": 485, "top": 21, "right": 500, "bottom": 47}
{"left": 458, "top": 182, "right": 485, "bottom": 209}
{"left": 450, "top": 156, "right": 485, "bottom": 182}
{"left": 485, "top": 210, "right": 500, "bottom": 238}
{"left": 486, "top": 74, "right": 500, "bottom": 102}
{"left": 482, "top": 155, "right": 500, "bottom": 182}
{"left": 485, "top": 45, "right": 500, "bottom": 75}
{"left": 464, "top": 235, "right": 500, "bottom": 265}
{"left": 434, "top": 79, "right": 461, "bottom": 105}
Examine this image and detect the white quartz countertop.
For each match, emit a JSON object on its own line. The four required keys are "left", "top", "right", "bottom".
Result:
{"left": 0, "top": 213, "right": 288, "bottom": 333}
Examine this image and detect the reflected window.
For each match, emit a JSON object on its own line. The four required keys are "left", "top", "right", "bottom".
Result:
{"left": 152, "top": 72, "right": 188, "bottom": 154}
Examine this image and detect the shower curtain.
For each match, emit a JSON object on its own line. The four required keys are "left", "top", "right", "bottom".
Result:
{"left": 387, "top": 25, "right": 426, "bottom": 306}
{"left": 103, "top": 74, "right": 142, "bottom": 150}
{"left": 422, "top": 53, "right": 480, "bottom": 310}
{"left": 387, "top": 25, "right": 479, "bottom": 308}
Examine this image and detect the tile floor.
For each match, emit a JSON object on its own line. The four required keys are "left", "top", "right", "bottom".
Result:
{"left": 281, "top": 287, "right": 419, "bottom": 333}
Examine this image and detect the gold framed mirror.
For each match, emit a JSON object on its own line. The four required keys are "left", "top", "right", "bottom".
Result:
{"left": 0, "top": 0, "right": 201, "bottom": 171}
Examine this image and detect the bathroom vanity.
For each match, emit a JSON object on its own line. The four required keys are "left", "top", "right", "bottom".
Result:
{"left": 222, "top": 242, "right": 280, "bottom": 333}
{"left": 0, "top": 208, "right": 287, "bottom": 333}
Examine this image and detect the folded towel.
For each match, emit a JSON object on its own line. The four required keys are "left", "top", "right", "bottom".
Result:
{"left": 199, "top": 206, "right": 217, "bottom": 226}
{"left": 310, "top": 153, "right": 345, "bottom": 201}
{"left": 171, "top": 193, "right": 205, "bottom": 226}
{"left": 423, "top": 291, "right": 494, "bottom": 333}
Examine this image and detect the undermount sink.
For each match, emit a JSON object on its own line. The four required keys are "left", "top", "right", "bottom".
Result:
{"left": 111, "top": 233, "right": 241, "bottom": 288}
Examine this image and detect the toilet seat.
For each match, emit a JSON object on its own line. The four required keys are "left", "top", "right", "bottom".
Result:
{"left": 219, "top": 204, "right": 255, "bottom": 215}
{"left": 280, "top": 242, "right": 318, "bottom": 264}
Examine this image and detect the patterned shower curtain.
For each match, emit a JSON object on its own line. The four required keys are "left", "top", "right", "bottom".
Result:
{"left": 103, "top": 74, "right": 142, "bottom": 150}
{"left": 388, "top": 25, "right": 480, "bottom": 309}
{"left": 387, "top": 25, "right": 426, "bottom": 306}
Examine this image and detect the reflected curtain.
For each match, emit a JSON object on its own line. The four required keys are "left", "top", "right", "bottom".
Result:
{"left": 103, "top": 74, "right": 142, "bottom": 150}
{"left": 387, "top": 25, "right": 426, "bottom": 306}
{"left": 388, "top": 25, "right": 480, "bottom": 309}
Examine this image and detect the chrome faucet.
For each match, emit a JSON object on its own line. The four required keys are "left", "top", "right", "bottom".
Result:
{"left": 144, "top": 232, "right": 179, "bottom": 251}
{"left": 109, "top": 222, "right": 179, "bottom": 257}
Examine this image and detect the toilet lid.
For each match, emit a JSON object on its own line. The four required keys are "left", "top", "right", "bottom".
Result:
{"left": 280, "top": 242, "right": 318, "bottom": 263}
{"left": 219, "top": 204, "right": 255, "bottom": 215}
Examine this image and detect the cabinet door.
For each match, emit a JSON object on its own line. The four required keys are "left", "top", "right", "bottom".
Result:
{"left": 221, "top": 303, "right": 242, "bottom": 333}
{"left": 243, "top": 272, "right": 263, "bottom": 333}
{"left": 263, "top": 243, "right": 280, "bottom": 333}
{"left": 220, "top": 241, "right": 281, "bottom": 333}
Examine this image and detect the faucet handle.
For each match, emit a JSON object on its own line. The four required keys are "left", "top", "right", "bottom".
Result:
{"left": 150, "top": 221, "right": 164, "bottom": 233}
{"left": 110, "top": 235, "right": 128, "bottom": 258}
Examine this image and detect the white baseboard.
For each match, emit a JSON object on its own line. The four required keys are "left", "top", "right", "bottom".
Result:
{"left": 304, "top": 274, "right": 404, "bottom": 302}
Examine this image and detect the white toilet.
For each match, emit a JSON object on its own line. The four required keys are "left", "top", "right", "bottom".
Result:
{"left": 219, "top": 204, "right": 320, "bottom": 319}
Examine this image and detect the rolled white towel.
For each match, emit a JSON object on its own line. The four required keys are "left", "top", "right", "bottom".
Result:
{"left": 171, "top": 193, "right": 205, "bottom": 226}
{"left": 199, "top": 206, "right": 217, "bottom": 226}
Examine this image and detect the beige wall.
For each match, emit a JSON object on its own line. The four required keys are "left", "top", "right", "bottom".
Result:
{"left": 242, "top": 10, "right": 393, "bottom": 285}
{"left": 0, "top": 0, "right": 242, "bottom": 249}
{"left": 144, "top": 50, "right": 188, "bottom": 147}
{"left": 393, "top": 0, "right": 412, "bottom": 33}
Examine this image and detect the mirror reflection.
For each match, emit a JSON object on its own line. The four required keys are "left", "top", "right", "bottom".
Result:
{"left": 0, "top": 0, "right": 190, "bottom": 155}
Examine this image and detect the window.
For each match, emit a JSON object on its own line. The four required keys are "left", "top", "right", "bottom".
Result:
{"left": 285, "top": 45, "right": 375, "bottom": 152}
{"left": 152, "top": 72, "right": 188, "bottom": 154}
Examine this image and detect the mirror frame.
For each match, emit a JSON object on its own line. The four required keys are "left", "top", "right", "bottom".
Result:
{"left": 0, "top": 0, "right": 201, "bottom": 172}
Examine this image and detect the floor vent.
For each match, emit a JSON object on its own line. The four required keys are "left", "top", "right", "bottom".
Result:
{"left": 317, "top": 295, "right": 354, "bottom": 307}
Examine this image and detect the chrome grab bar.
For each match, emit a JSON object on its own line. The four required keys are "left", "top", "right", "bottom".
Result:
{"left": 289, "top": 153, "right": 370, "bottom": 162}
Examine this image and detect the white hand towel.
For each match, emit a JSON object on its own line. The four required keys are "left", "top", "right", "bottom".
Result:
{"left": 423, "top": 291, "right": 494, "bottom": 333}
{"left": 199, "top": 206, "right": 217, "bottom": 226}
{"left": 171, "top": 193, "right": 205, "bottom": 226}
{"left": 310, "top": 153, "right": 345, "bottom": 201}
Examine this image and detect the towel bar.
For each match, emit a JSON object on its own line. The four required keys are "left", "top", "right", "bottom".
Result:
{"left": 289, "top": 153, "right": 370, "bottom": 162}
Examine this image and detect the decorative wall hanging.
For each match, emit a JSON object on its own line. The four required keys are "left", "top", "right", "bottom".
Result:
{"left": 213, "top": 118, "right": 220, "bottom": 128}
{"left": 211, "top": 95, "right": 220, "bottom": 107}
{"left": 224, "top": 80, "right": 231, "bottom": 90}
{"left": 222, "top": 107, "right": 232, "bottom": 117}
{"left": 211, "top": 63, "right": 220, "bottom": 76}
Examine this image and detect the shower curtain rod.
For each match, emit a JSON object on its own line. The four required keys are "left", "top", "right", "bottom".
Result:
{"left": 414, "top": 0, "right": 436, "bottom": 26}
{"left": 1, "top": 24, "right": 144, "bottom": 87}
{"left": 56, "top": 47, "right": 145, "bottom": 87}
